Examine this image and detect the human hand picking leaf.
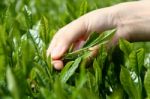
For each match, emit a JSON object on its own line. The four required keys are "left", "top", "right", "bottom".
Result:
{"left": 47, "top": 0, "right": 150, "bottom": 70}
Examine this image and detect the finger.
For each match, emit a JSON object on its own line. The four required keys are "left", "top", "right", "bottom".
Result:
{"left": 47, "top": 6, "right": 118, "bottom": 62}
{"left": 52, "top": 60, "right": 64, "bottom": 70}
{"left": 73, "top": 40, "right": 85, "bottom": 51}
{"left": 47, "top": 18, "right": 87, "bottom": 59}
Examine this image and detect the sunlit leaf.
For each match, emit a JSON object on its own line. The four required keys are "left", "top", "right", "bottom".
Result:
{"left": 60, "top": 57, "right": 81, "bottom": 83}
{"left": 120, "top": 66, "right": 141, "bottom": 99}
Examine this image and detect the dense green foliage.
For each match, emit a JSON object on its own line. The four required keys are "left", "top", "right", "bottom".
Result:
{"left": 0, "top": 0, "right": 150, "bottom": 99}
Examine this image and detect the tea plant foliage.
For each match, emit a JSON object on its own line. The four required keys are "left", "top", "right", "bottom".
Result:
{"left": 0, "top": 0, "right": 150, "bottom": 99}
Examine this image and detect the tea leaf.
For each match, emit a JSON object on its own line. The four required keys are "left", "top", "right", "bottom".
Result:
{"left": 60, "top": 57, "right": 81, "bottom": 83}
{"left": 79, "top": 1, "right": 88, "bottom": 16}
{"left": 106, "top": 87, "right": 124, "bottom": 99}
{"left": 119, "top": 38, "right": 133, "bottom": 56}
{"left": 40, "top": 16, "right": 50, "bottom": 45}
{"left": 120, "top": 66, "right": 140, "bottom": 99}
{"left": 137, "top": 48, "right": 145, "bottom": 73}
{"left": 129, "top": 48, "right": 145, "bottom": 75}
{"left": 93, "top": 59, "right": 102, "bottom": 88}
{"left": 87, "top": 29, "right": 115, "bottom": 48}
{"left": 144, "top": 69, "right": 150, "bottom": 98}
{"left": 83, "top": 32, "right": 99, "bottom": 48}
{"left": 24, "top": 5, "right": 32, "bottom": 29}
{"left": 60, "top": 61, "right": 74, "bottom": 80}
{"left": 129, "top": 51, "right": 138, "bottom": 73}
{"left": 6, "top": 66, "right": 20, "bottom": 99}
{"left": 64, "top": 29, "right": 115, "bottom": 60}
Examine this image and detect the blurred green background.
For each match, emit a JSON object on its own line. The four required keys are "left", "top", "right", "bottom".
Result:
{"left": 0, "top": 0, "right": 132, "bottom": 30}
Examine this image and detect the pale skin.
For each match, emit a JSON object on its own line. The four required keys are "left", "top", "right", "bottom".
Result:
{"left": 47, "top": 0, "right": 150, "bottom": 70}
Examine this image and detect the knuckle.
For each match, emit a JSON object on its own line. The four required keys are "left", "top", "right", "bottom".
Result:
{"left": 116, "top": 27, "right": 131, "bottom": 40}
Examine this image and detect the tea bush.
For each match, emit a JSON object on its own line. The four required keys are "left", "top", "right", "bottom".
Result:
{"left": 0, "top": 0, "right": 150, "bottom": 99}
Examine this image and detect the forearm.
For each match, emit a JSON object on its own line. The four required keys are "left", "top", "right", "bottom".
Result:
{"left": 113, "top": 0, "right": 150, "bottom": 42}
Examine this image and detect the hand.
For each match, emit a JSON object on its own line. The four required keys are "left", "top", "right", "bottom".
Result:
{"left": 47, "top": 0, "right": 150, "bottom": 70}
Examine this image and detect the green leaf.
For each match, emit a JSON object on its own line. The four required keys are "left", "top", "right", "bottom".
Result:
{"left": 119, "top": 38, "right": 133, "bottom": 56}
{"left": 144, "top": 53, "right": 150, "bottom": 69}
{"left": 24, "top": 5, "right": 32, "bottom": 29}
{"left": 144, "top": 69, "right": 150, "bottom": 98}
{"left": 86, "top": 71, "right": 97, "bottom": 93}
{"left": 66, "top": 0, "right": 77, "bottom": 19}
{"left": 60, "top": 57, "right": 81, "bottom": 83}
{"left": 40, "top": 16, "right": 50, "bottom": 45}
{"left": 76, "top": 59, "right": 87, "bottom": 89}
{"left": 106, "top": 87, "right": 124, "bottom": 99}
{"left": 129, "top": 48, "right": 145, "bottom": 75}
{"left": 60, "top": 61, "right": 74, "bottom": 80}
{"left": 32, "top": 64, "right": 52, "bottom": 88}
{"left": 97, "top": 45, "right": 107, "bottom": 69}
{"left": 87, "top": 29, "right": 115, "bottom": 48}
{"left": 93, "top": 59, "right": 102, "bottom": 87}
{"left": 21, "top": 39, "right": 35, "bottom": 76}
{"left": 40, "top": 87, "right": 53, "bottom": 99}
{"left": 129, "top": 51, "right": 138, "bottom": 73}
{"left": 83, "top": 32, "right": 99, "bottom": 48}
{"left": 6, "top": 66, "right": 20, "bottom": 99}
{"left": 137, "top": 48, "right": 145, "bottom": 73}
{"left": 79, "top": 1, "right": 88, "bottom": 16}
{"left": 63, "top": 29, "right": 115, "bottom": 60}
{"left": 120, "top": 66, "right": 141, "bottom": 99}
